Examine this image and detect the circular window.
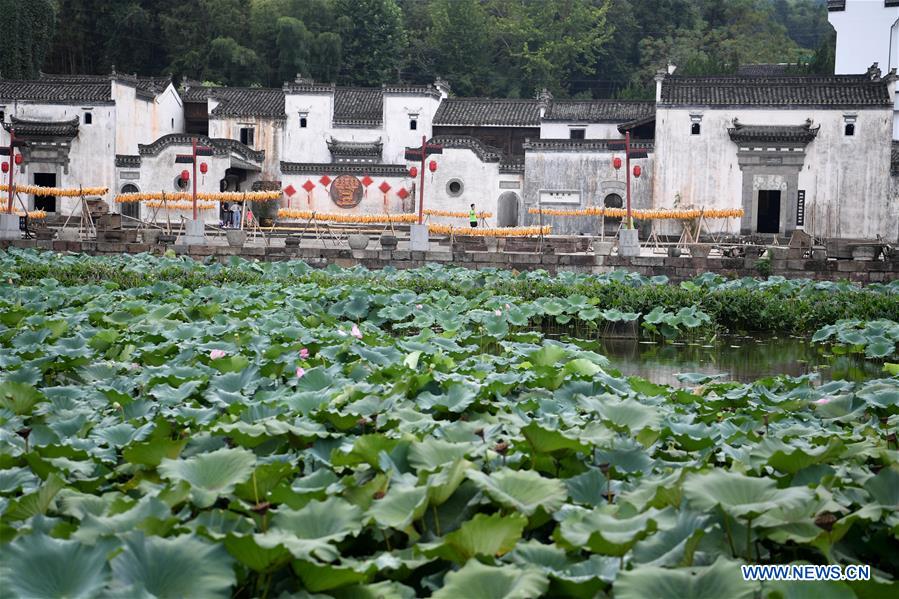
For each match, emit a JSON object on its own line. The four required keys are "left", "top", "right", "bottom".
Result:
{"left": 446, "top": 179, "right": 464, "bottom": 197}
{"left": 174, "top": 175, "right": 189, "bottom": 191}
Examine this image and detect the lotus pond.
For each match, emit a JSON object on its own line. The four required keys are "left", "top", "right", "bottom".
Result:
{"left": 0, "top": 249, "right": 898, "bottom": 598}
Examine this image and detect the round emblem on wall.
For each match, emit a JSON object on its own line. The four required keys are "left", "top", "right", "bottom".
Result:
{"left": 329, "top": 175, "right": 363, "bottom": 208}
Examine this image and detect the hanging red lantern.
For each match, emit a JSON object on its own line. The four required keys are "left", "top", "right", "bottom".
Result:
{"left": 200, "top": 162, "right": 208, "bottom": 174}
{"left": 428, "top": 160, "right": 437, "bottom": 172}
{"left": 633, "top": 165, "right": 642, "bottom": 178}
{"left": 408, "top": 166, "right": 418, "bottom": 178}
{"left": 180, "top": 169, "right": 190, "bottom": 181}
{"left": 1, "top": 162, "right": 8, "bottom": 173}
{"left": 14, "top": 154, "right": 23, "bottom": 165}
{"left": 612, "top": 156, "right": 622, "bottom": 170}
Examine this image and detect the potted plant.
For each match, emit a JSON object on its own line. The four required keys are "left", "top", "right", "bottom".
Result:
{"left": 348, "top": 234, "right": 370, "bottom": 250}
{"left": 668, "top": 246, "right": 682, "bottom": 257}
{"left": 380, "top": 234, "right": 398, "bottom": 250}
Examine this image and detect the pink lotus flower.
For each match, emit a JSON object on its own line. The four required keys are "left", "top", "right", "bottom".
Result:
{"left": 494, "top": 309, "right": 502, "bottom": 317}
{"left": 209, "top": 349, "right": 227, "bottom": 360}
{"left": 296, "top": 366, "right": 306, "bottom": 379}
{"left": 351, "top": 324, "right": 363, "bottom": 339}
{"left": 416, "top": 304, "right": 423, "bottom": 309}
{"left": 812, "top": 397, "right": 832, "bottom": 406}
{"left": 505, "top": 303, "right": 511, "bottom": 309}
{"left": 299, "top": 348, "right": 310, "bottom": 359}
{"left": 129, "top": 362, "right": 140, "bottom": 370}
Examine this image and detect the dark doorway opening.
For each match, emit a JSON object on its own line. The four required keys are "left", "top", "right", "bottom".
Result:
{"left": 757, "top": 190, "right": 781, "bottom": 234}
{"left": 120, "top": 184, "right": 140, "bottom": 220}
{"left": 33, "top": 173, "right": 57, "bottom": 212}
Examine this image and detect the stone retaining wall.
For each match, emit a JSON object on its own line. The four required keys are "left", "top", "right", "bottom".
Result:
{"left": 2, "top": 239, "right": 897, "bottom": 283}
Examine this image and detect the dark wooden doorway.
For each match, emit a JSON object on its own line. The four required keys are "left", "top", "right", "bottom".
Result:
{"left": 757, "top": 190, "right": 781, "bottom": 234}
{"left": 33, "top": 173, "right": 57, "bottom": 212}
{"left": 120, "top": 184, "right": 140, "bottom": 220}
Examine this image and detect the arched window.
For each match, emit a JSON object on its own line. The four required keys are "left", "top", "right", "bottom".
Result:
{"left": 603, "top": 193, "right": 623, "bottom": 233}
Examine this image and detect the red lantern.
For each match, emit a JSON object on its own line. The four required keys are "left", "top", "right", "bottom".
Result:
{"left": 180, "top": 169, "right": 190, "bottom": 181}
{"left": 408, "top": 166, "right": 418, "bottom": 178}
{"left": 428, "top": 160, "right": 437, "bottom": 172}
{"left": 612, "top": 156, "right": 622, "bottom": 170}
{"left": 633, "top": 165, "right": 642, "bottom": 178}
{"left": 1, "top": 162, "right": 8, "bottom": 173}
{"left": 200, "top": 162, "right": 208, "bottom": 174}
{"left": 14, "top": 154, "right": 23, "bottom": 165}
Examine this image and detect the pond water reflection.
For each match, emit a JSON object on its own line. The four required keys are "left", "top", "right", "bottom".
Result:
{"left": 565, "top": 335, "right": 883, "bottom": 386}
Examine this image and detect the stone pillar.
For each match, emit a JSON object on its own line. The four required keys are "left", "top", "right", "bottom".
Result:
{"left": 410, "top": 223, "right": 429, "bottom": 251}
{"left": 178, "top": 219, "right": 206, "bottom": 245}
{"left": 618, "top": 228, "right": 640, "bottom": 256}
{"left": 0, "top": 213, "right": 21, "bottom": 241}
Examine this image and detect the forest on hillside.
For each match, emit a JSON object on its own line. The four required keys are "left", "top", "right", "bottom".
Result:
{"left": 1, "top": 0, "right": 835, "bottom": 99}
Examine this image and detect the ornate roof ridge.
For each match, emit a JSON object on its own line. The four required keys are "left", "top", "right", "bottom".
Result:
{"left": 138, "top": 134, "right": 265, "bottom": 163}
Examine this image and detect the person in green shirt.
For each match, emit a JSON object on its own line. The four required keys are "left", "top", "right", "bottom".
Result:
{"left": 469, "top": 204, "right": 477, "bottom": 228}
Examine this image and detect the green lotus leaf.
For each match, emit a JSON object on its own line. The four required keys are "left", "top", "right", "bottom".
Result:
{"left": 684, "top": 471, "right": 815, "bottom": 520}
{"left": 408, "top": 438, "right": 472, "bottom": 471}
{"left": 367, "top": 484, "right": 429, "bottom": 530}
{"left": 763, "top": 579, "right": 855, "bottom": 599}
{"left": 520, "top": 421, "right": 590, "bottom": 456}
{"left": 856, "top": 382, "right": 899, "bottom": 409}
{"left": 426, "top": 458, "right": 471, "bottom": 506}
{"left": 750, "top": 438, "right": 845, "bottom": 475}
{"left": 330, "top": 580, "right": 416, "bottom": 599}
{"left": 223, "top": 533, "right": 291, "bottom": 573}
{"left": 254, "top": 497, "right": 364, "bottom": 561}
{"left": 0, "top": 381, "right": 43, "bottom": 415}
{"left": 431, "top": 559, "right": 549, "bottom": 599}
{"left": 614, "top": 556, "right": 756, "bottom": 599}
{"left": 595, "top": 397, "right": 661, "bottom": 432}
{"left": 864, "top": 465, "right": 899, "bottom": 507}
{"left": 3, "top": 472, "right": 66, "bottom": 522}
{"left": 417, "top": 381, "right": 479, "bottom": 413}
{"left": 426, "top": 511, "right": 527, "bottom": 563}
{"left": 467, "top": 468, "right": 567, "bottom": 516}
{"left": 292, "top": 558, "right": 374, "bottom": 592}
{"left": 555, "top": 506, "right": 660, "bottom": 556}
{"left": 632, "top": 509, "right": 710, "bottom": 566}
{"left": 108, "top": 533, "right": 234, "bottom": 598}
{"left": 0, "top": 531, "right": 116, "bottom": 599}
{"left": 72, "top": 496, "right": 172, "bottom": 543}
{"left": 565, "top": 467, "right": 608, "bottom": 507}
{"left": 158, "top": 447, "right": 256, "bottom": 508}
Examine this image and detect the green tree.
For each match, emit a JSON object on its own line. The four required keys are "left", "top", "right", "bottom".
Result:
{"left": 427, "top": 0, "right": 493, "bottom": 96}
{"left": 334, "top": 0, "right": 406, "bottom": 85}
{"left": 0, "top": 0, "right": 56, "bottom": 78}
{"left": 206, "top": 37, "right": 264, "bottom": 86}
{"left": 312, "top": 32, "right": 343, "bottom": 82}
{"left": 276, "top": 17, "right": 314, "bottom": 83}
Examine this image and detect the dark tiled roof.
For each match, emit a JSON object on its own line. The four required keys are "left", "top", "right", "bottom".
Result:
{"left": 115, "top": 154, "right": 141, "bottom": 168}
{"left": 543, "top": 100, "right": 655, "bottom": 122}
{"left": 182, "top": 86, "right": 286, "bottom": 119}
{"left": 280, "top": 162, "right": 407, "bottom": 176}
{"left": 827, "top": 0, "right": 845, "bottom": 11}
{"left": 3, "top": 116, "right": 79, "bottom": 138}
{"left": 523, "top": 138, "right": 655, "bottom": 152}
{"left": 727, "top": 121, "right": 820, "bottom": 144}
{"left": 333, "top": 88, "right": 383, "bottom": 127}
{"left": 430, "top": 136, "right": 503, "bottom": 162}
{"left": 139, "top": 133, "right": 265, "bottom": 163}
{"left": 0, "top": 77, "right": 112, "bottom": 103}
{"left": 660, "top": 75, "right": 893, "bottom": 107}
{"left": 433, "top": 98, "right": 541, "bottom": 126}
{"left": 327, "top": 138, "right": 383, "bottom": 158}
{"left": 735, "top": 64, "right": 790, "bottom": 77}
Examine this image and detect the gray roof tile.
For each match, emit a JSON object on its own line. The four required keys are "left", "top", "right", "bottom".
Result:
{"left": 182, "top": 86, "right": 286, "bottom": 119}
{"left": 2, "top": 115, "right": 80, "bottom": 137}
{"left": 433, "top": 98, "right": 541, "bottom": 126}
{"left": 333, "top": 88, "right": 383, "bottom": 126}
{"left": 660, "top": 74, "right": 892, "bottom": 107}
{"left": 0, "top": 76, "right": 112, "bottom": 103}
{"left": 543, "top": 100, "right": 655, "bottom": 122}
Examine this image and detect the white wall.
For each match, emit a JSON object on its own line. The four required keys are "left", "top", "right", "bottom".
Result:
{"left": 829, "top": 1, "right": 899, "bottom": 75}
{"left": 382, "top": 93, "right": 440, "bottom": 162}
{"left": 539, "top": 122, "right": 623, "bottom": 139}
{"left": 209, "top": 116, "right": 283, "bottom": 181}
{"left": 654, "top": 106, "right": 897, "bottom": 239}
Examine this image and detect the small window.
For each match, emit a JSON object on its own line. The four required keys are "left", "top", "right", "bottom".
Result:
{"left": 174, "top": 175, "right": 189, "bottom": 191}
{"left": 171, "top": 118, "right": 174, "bottom": 128}
{"left": 84, "top": 112, "right": 93, "bottom": 125}
{"left": 569, "top": 128, "right": 585, "bottom": 140}
{"left": 240, "top": 127, "right": 255, "bottom": 146}
{"left": 410, "top": 119, "right": 418, "bottom": 130}
{"left": 845, "top": 123, "right": 855, "bottom": 136}
{"left": 299, "top": 116, "right": 307, "bottom": 128}
{"left": 691, "top": 123, "right": 700, "bottom": 135}
{"left": 0, "top": 111, "right": 5, "bottom": 122}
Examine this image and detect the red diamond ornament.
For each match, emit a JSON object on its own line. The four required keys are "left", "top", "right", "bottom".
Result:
{"left": 301, "top": 179, "right": 315, "bottom": 193}
{"left": 361, "top": 175, "right": 373, "bottom": 187}
{"left": 378, "top": 181, "right": 391, "bottom": 193}
{"left": 284, "top": 184, "right": 296, "bottom": 197}
{"left": 319, "top": 175, "right": 332, "bottom": 187}
{"left": 396, "top": 187, "right": 410, "bottom": 200}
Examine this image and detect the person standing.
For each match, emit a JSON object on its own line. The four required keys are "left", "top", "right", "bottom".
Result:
{"left": 469, "top": 204, "right": 478, "bottom": 228}
{"left": 221, "top": 202, "right": 230, "bottom": 228}
{"left": 231, "top": 203, "right": 241, "bottom": 228}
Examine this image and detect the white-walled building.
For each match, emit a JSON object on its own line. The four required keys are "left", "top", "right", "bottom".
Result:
{"left": 653, "top": 68, "right": 898, "bottom": 240}
{"left": 0, "top": 73, "right": 183, "bottom": 216}
{"left": 828, "top": 0, "right": 899, "bottom": 138}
